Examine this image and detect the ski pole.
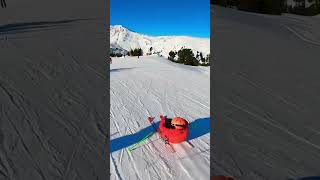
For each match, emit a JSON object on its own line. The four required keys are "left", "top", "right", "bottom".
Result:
{"left": 148, "top": 117, "right": 158, "bottom": 132}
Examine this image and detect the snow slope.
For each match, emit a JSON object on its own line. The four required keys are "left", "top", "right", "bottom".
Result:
{"left": 212, "top": 5, "right": 320, "bottom": 179}
{"left": 110, "top": 25, "right": 210, "bottom": 57}
{"left": 110, "top": 56, "right": 210, "bottom": 180}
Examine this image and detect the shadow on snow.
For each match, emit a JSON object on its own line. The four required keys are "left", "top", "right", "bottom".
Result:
{"left": 110, "top": 117, "right": 210, "bottom": 153}
{"left": 110, "top": 67, "right": 138, "bottom": 73}
{"left": 0, "top": 18, "right": 98, "bottom": 34}
{"left": 289, "top": 177, "right": 320, "bottom": 180}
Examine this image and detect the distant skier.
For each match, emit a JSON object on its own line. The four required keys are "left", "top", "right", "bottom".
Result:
{"left": 1, "top": 0, "right": 7, "bottom": 8}
{"left": 110, "top": 57, "right": 112, "bottom": 64}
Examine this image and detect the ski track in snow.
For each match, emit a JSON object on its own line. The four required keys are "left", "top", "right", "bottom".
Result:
{"left": 110, "top": 56, "right": 210, "bottom": 180}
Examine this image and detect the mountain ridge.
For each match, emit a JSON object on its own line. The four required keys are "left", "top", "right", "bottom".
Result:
{"left": 110, "top": 25, "right": 210, "bottom": 57}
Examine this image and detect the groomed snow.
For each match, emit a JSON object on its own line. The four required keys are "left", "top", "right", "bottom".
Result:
{"left": 110, "top": 56, "right": 210, "bottom": 180}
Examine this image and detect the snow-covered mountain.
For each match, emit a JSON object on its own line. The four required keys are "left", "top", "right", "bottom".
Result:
{"left": 110, "top": 25, "right": 210, "bottom": 57}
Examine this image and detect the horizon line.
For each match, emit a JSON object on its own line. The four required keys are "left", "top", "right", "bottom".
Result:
{"left": 110, "top": 24, "right": 210, "bottom": 38}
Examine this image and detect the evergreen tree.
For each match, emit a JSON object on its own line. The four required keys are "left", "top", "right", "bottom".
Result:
{"left": 168, "top": 50, "right": 177, "bottom": 61}
{"left": 129, "top": 48, "right": 143, "bottom": 56}
{"left": 177, "top": 48, "right": 198, "bottom": 66}
{"left": 196, "top": 51, "right": 200, "bottom": 60}
{"left": 200, "top": 52, "right": 205, "bottom": 62}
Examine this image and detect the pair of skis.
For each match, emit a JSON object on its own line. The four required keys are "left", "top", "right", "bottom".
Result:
{"left": 126, "top": 118, "right": 174, "bottom": 153}
{"left": 127, "top": 131, "right": 155, "bottom": 153}
{"left": 127, "top": 116, "right": 194, "bottom": 153}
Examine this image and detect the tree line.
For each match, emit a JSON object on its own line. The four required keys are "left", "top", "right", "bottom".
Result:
{"left": 110, "top": 47, "right": 211, "bottom": 67}
{"left": 212, "top": 0, "right": 320, "bottom": 16}
{"left": 128, "top": 48, "right": 143, "bottom": 56}
{"left": 110, "top": 48, "right": 143, "bottom": 57}
{"left": 168, "top": 48, "right": 210, "bottom": 66}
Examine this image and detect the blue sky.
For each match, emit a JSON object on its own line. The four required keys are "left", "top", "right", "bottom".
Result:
{"left": 110, "top": 0, "right": 210, "bottom": 38}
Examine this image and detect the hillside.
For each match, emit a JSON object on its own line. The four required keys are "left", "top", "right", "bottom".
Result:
{"left": 212, "top": 5, "right": 320, "bottom": 179}
{"left": 110, "top": 25, "right": 210, "bottom": 57}
{"left": 110, "top": 56, "right": 210, "bottom": 180}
